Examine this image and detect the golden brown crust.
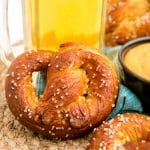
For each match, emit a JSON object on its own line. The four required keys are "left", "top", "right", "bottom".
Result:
{"left": 5, "top": 43, "right": 118, "bottom": 139}
{"left": 87, "top": 113, "right": 150, "bottom": 150}
{"left": 121, "top": 142, "right": 150, "bottom": 150}
{"left": 5, "top": 50, "right": 55, "bottom": 135}
{"left": 105, "top": 0, "right": 150, "bottom": 46}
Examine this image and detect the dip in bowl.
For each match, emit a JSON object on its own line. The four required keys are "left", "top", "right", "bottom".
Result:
{"left": 119, "top": 37, "right": 150, "bottom": 112}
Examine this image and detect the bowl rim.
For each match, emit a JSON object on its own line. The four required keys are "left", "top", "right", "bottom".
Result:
{"left": 118, "top": 36, "right": 150, "bottom": 84}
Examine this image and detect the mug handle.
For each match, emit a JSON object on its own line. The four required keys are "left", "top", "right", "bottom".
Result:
{"left": 0, "top": 0, "right": 14, "bottom": 67}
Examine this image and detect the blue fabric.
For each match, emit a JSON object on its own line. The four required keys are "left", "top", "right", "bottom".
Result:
{"left": 107, "top": 84, "right": 143, "bottom": 120}
{"left": 105, "top": 46, "right": 143, "bottom": 119}
{"left": 33, "top": 46, "right": 143, "bottom": 120}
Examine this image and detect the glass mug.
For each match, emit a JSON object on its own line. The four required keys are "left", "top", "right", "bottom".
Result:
{"left": 0, "top": 0, "right": 106, "bottom": 66}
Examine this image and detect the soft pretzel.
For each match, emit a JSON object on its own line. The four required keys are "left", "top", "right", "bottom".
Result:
{"left": 105, "top": 0, "right": 150, "bottom": 46}
{"left": 87, "top": 113, "right": 150, "bottom": 150}
{"left": 121, "top": 142, "right": 150, "bottom": 150}
{"left": 5, "top": 43, "right": 118, "bottom": 139}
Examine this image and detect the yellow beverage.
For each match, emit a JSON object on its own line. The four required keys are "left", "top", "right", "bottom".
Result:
{"left": 22, "top": 0, "right": 105, "bottom": 52}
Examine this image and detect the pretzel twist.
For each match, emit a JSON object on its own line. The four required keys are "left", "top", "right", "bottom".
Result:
{"left": 105, "top": 0, "right": 150, "bottom": 46}
{"left": 5, "top": 43, "right": 118, "bottom": 139}
{"left": 87, "top": 113, "right": 150, "bottom": 150}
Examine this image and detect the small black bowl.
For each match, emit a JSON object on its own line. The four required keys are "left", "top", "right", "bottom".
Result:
{"left": 118, "top": 37, "right": 150, "bottom": 112}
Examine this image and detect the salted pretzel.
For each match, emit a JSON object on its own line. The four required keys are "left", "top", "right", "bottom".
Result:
{"left": 87, "top": 113, "right": 150, "bottom": 150}
{"left": 5, "top": 43, "right": 118, "bottom": 139}
{"left": 105, "top": 0, "right": 150, "bottom": 46}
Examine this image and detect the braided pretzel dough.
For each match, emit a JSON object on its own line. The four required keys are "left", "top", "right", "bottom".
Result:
{"left": 87, "top": 113, "right": 150, "bottom": 150}
{"left": 5, "top": 43, "right": 118, "bottom": 139}
{"left": 105, "top": 0, "right": 150, "bottom": 46}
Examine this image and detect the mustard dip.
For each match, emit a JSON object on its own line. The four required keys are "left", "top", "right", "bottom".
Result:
{"left": 124, "top": 43, "right": 150, "bottom": 81}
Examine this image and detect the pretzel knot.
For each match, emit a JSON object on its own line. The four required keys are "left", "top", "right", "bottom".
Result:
{"left": 105, "top": 0, "right": 150, "bottom": 46}
{"left": 5, "top": 43, "right": 118, "bottom": 139}
{"left": 87, "top": 113, "right": 150, "bottom": 150}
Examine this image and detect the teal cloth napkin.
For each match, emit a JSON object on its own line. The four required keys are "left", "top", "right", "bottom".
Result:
{"left": 105, "top": 46, "right": 143, "bottom": 119}
{"left": 33, "top": 46, "right": 143, "bottom": 120}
